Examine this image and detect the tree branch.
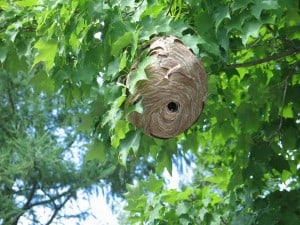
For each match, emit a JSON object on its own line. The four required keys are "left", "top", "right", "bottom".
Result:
{"left": 45, "top": 194, "right": 72, "bottom": 225}
{"left": 23, "top": 182, "right": 38, "bottom": 210}
{"left": 225, "top": 48, "right": 300, "bottom": 69}
{"left": 28, "top": 189, "right": 73, "bottom": 208}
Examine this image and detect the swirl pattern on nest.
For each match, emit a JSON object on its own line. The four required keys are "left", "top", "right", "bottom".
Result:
{"left": 127, "top": 36, "right": 208, "bottom": 138}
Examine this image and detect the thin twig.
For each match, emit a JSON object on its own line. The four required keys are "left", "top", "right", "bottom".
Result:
{"left": 166, "top": 0, "right": 175, "bottom": 16}
{"left": 278, "top": 63, "right": 298, "bottom": 135}
{"left": 45, "top": 194, "right": 72, "bottom": 225}
{"left": 28, "top": 189, "right": 72, "bottom": 208}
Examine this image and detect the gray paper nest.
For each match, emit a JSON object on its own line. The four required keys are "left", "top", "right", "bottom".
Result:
{"left": 126, "top": 36, "right": 208, "bottom": 138}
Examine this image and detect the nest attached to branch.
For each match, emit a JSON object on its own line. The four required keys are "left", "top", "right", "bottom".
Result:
{"left": 126, "top": 36, "right": 208, "bottom": 139}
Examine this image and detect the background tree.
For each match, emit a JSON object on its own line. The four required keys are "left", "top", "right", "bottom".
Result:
{"left": 0, "top": 67, "right": 104, "bottom": 224}
{"left": 1, "top": 0, "right": 300, "bottom": 224}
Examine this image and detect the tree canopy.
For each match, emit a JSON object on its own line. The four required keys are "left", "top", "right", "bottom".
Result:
{"left": 1, "top": 0, "right": 300, "bottom": 224}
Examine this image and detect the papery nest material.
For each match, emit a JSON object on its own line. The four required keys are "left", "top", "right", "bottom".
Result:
{"left": 126, "top": 36, "right": 208, "bottom": 138}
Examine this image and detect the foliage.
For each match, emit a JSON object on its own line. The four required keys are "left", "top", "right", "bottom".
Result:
{"left": 1, "top": 0, "right": 300, "bottom": 224}
{"left": 0, "top": 69, "right": 106, "bottom": 224}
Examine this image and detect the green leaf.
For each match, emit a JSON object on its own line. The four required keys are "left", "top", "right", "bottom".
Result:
{"left": 162, "top": 188, "right": 193, "bottom": 204}
{"left": 78, "top": 113, "right": 94, "bottom": 132}
{"left": 0, "top": 0, "right": 11, "bottom": 10}
{"left": 33, "top": 38, "right": 58, "bottom": 72}
{"left": 156, "top": 151, "right": 172, "bottom": 175}
{"left": 208, "top": 75, "right": 219, "bottom": 95}
{"left": 115, "top": 88, "right": 127, "bottom": 108}
{"left": 232, "top": 0, "right": 254, "bottom": 11}
{"left": 85, "top": 140, "right": 107, "bottom": 163}
{"left": 237, "top": 103, "right": 260, "bottom": 132}
{"left": 282, "top": 103, "right": 294, "bottom": 118}
{"left": 15, "top": 0, "right": 38, "bottom": 7}
{"left": 111, "top": 32, "right": 133, "bottom": 57}
{"left": 71, "top": 64, "right": 96, "bottom": 84}
{"left": 4, "top": 50, "right": 28, "bottom": 74}
{"left": 214, "top": 5, "right": 230, "bottom": 31}
{"left": 119, "top": 50, "right": 127, "bottom": 72}
{"left": 241, "top": 20, "right": 263, "bottom": 45}
{"left": 281, "top": 170, "right": 292, "bottom": 182}
{"left": 139, "top": 12, "right": 172, "bottom": 39}
{"left": 149, "top": 204, "right": 163, "bottom": 222}
{"left": 176, "top": 202, "right": 190, "bottom": 216}
{"left": 125, "top": 182, "right": 144, "bottom": 199}
{"left": 0, "top": 46, "right": 8, "bottom": 63}
{"left": 30, "top": 70, "right": 55, "bottom": 95}
{"left": 112, "top": 119, "right": 130, "bottom": 148}
{"left": 251, "top": 0, "right": 279, "bottom": 19}
{"left": 128, "top": 57, "right": 154, "bottom": 94}
{"left": 142, "top": 173, "right": 163, "bottom": 193}
{"left": 181, "top": 34, "right": 205, "bottom": 55}
{"left": 119, "top": 131, "right": 141, "bottom": 166}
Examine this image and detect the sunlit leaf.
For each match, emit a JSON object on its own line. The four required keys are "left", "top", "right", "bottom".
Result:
{"left": 33, "top": 38, "right": 58, "bottom": 72}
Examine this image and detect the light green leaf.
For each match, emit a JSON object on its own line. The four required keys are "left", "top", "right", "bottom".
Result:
{"left": 156, "top": 151, "right": 172, "bottom": 175}
{"left": 142, "top": 173, "right": 163, "bottom": 193}
{"left": 0, "top": 0, "right": 11, "bottom": 10}
{"left": 85, "top": 140, "right": 107, "bottom": 163}
{"left": 125, "top": 182, "right": 144, "bottom": 199}
{"left": 33, "top": 38, "right": 58, "bottom": 72}
{"left": 111, "top": 32, "right": 133, "bottom": 57}
{"left": 15, "top": 0, "right": 38, "bottom": 7}
{"left": 149, "top": 204, "right": 162, "bottom": 222}
{"left": 128, "top": 57, "right": 154, "bottom": 94}
{"left": 112, "top": 119, "right": 130, "bottom": 149}
{"left": 119, "top": 50, "right": 127, "bottom": 72}
{"left": 119, "top": 131, "right": 141, "bottom": 166}
{"left": 161, "top": 188, "right": 193, "bottom": 204}
{"left": 176, "top": 202, "right": 190, "bottom": 216}
{"left": 281, "top": 170, "right": 292, "bottom": 182}
{"left": 282, "top": 103, "right": 294, "bottom": 118}
{"left": 114, "top": 88, "right": 127, "bottom": 108}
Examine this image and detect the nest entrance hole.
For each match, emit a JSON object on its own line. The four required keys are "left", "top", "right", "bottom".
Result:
{"left": 167, "top": 101, "right": 179, "bottom": 112}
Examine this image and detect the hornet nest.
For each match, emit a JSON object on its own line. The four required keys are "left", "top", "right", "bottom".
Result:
{"left": 126, "top": 36, "right": 208, "bottom": 139}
